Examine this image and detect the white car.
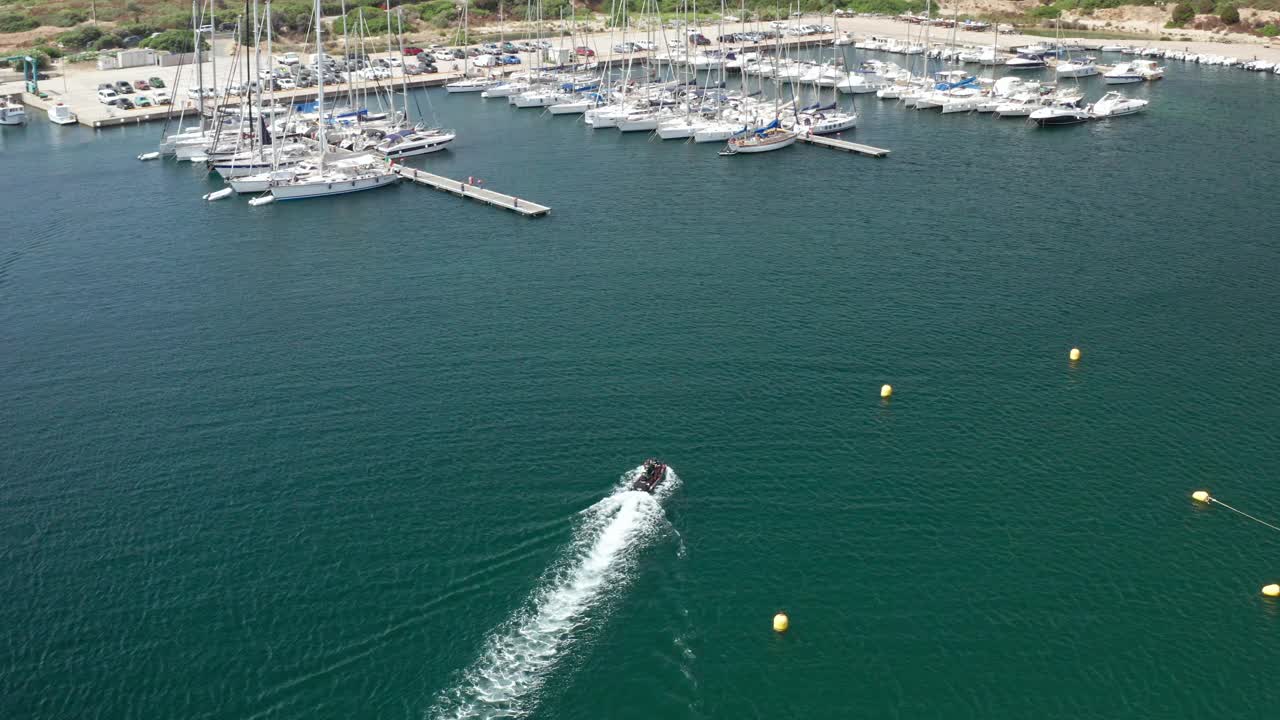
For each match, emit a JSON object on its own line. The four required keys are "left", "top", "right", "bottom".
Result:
{"left": 360, "top": 67, "right": 390, "bottom": 80}
{"left": 153, "top": 90, "right": 171, "bottom": 104}
{"left": 385, "top": 56, "right": 402, "bottom": 67}
{"left": 278, "top": 52, "right": 300, "bottom": 65}
{"left": 276, "top": 77, "right": 296, "bottom": 90}
{"left": 98, "top": 88, "right": 119, "bottom": 103}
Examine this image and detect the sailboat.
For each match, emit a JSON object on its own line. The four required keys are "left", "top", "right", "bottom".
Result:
{"left": 266, "top": 0, "right": 398, "bottom": 200}
{"left": 445, "top": 0, "right": 499, "bottom": 93}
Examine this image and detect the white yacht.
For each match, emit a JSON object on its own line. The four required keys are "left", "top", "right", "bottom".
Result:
{"left": 0, "top": 97, "right": 27, "bottom": 125}
{"left": 47, "top": 102, "right": 77, "bottom": 125}
{"left": 1030, "top": 103, "right": 1090, "bottom": 126}
{"left": 1005, "top": 55, "right": 1047, "bottom": 71}
{"left": 1105, "top": 60, "right": 1163, "bottom": 84}
{"left": 1088, "top": 91, "right": 1149, "bottom": 118}
{"left": 1056, "top": 59, "right": 1099, "bottom": 78}
{"left": 375, "top": 127, "right": 456, "bottom": 159}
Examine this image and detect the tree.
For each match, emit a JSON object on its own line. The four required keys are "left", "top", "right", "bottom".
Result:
{"left": 140, "top": 29, "right": 204, "bottom": 53}
{"left": 125, "top": 1, "right": 145, "bottom": 23}
{"left": 1218, "top": 3, "right": 1239, "bottom": 24}
{"left": 1170, "top": 2, "right": 1195, "bottom": 25}
{"left": 1192, "top": 0, "right": 1214, "bottom": 13}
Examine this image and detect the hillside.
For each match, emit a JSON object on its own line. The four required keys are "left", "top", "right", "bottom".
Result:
{"left": 4, "top": 0, "right": 1280, "bottom": 55}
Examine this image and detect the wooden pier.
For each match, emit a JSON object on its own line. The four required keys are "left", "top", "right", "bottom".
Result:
{"left": 393, "top": 165, "right": 550, "bottom": 217}
{"left": 797, "top": 134, "right": 891, "bottom": 157}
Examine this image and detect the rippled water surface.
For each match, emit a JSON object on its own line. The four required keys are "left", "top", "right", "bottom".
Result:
{"left": 3, "top": 55, "right": 1280, "bottom": 720}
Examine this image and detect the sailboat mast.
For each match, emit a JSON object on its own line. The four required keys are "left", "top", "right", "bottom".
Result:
{"left": 314, "top": 0, "right": 326, "bottom": 168}
{"left": 194, "top": 0, "right": 204, "bottom": 131}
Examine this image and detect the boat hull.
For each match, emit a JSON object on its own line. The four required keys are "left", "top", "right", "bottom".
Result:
{"left": 270, "top": 173, "right": 398, "bottom": 200}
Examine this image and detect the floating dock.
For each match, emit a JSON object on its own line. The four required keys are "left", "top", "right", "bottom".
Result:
{"left": 393, "top": 165, "right": 550, "bottom": 217}
{"left": 797, "top": 134, "right": 890, "bottom": 157}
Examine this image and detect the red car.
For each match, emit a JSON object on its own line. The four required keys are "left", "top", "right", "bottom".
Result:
{"left": 574, "top": 46, "right": 595, "bottom": 57}
{"left": 403, "top": 46, "right": 424, "bottom": 56}
{"left": 134, "top": 79, "right": 151, "bottom": 90}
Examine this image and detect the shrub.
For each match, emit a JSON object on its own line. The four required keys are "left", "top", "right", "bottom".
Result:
{"left": 1218, "top": 3, "right": 1239, "bottom": 24}
{"left": 1170, "top": 2, "right": 1195, "bottom": 25}
{"left": 92, "top": 35, "right": 122, "bottom": 51}
{"left": 57, "top": 25, "right": 105, "bottom": 49}
{"left": 35, "top": 44, "right": 64, "bottom": 59}
{"left": 8, "top": 49, "right": 51, "bottom": 72}
{"left": 139, "top": 29, "right": 200, "bottom": 53}
{"left": 1193, "top": 0, "right": 1215, "bottom": 12}
{"left": 1260, "top": 23, "right": 1280, "bottom": 36}
{"left": 0, "top": 11, "right": 38, "bottom": 32}
{"left": 49, "top": 9, "right": 88, "bottom": 27}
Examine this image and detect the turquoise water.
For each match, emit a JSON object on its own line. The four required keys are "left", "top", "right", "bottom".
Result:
{"left": 3, "top": 56, "right": 1280, "bottom": 719}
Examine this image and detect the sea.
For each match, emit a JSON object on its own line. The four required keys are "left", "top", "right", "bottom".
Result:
{"left": 3, "top": 50, "right": 1280, "bottom": 719}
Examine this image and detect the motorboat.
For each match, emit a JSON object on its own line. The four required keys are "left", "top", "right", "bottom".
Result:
{"left": 0, "top": 97, "right": 27, "bottom": 125}
{"left": 1103, "top": 62, "right": 1142, "bottom": 84}
{"left": 1030, "top": 102, "right": 1091, "bottom": 126}
{"left": 1087, "top": 91, "right": 1149, "bottom": 118}
{"left": 47, "top": 102, "right": 77, "bottom": 125}
{"left": 632, "top": 459, "right": 668, "bottom": 493}
{"left": 1005, "top": 54, "right": 1047, "bottom": 71}
{"left": 1056, "top": 59, "right": 1099, "bottom": 77}
{"left": 1105, "top": 59, "right": 1163, "bottom": 84}
{"left": 375, "top": 127, "right": 456, "bottom": 159}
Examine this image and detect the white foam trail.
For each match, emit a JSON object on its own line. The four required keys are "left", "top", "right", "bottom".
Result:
{"left": 431, "top": 466, "right": 678, "bottom": 719}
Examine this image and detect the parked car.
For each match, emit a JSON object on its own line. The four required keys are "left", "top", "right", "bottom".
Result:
{"left": 97, "top": 82, "right": 114, "bottom": 92}
{"left": 97, "top": 88, "right": 119, "bottom": 103}
{"left": 148, "top": 76, "right": 166, "bottom": 88}
{"left": 153, "top": 90, "right": 171, "bottom": 104}
{"left": 403, "top": 46, "right": 425, "bottom": 56}
{"left": 613, "top": 42, "right": 635, "bottom": 53}
{"left": 450, "top": 48, "right": 466, "bottom": 59}
{"left": 688, "top": 33, "right": 710, "bottom": 45}
{"left": 134, "top": 79, "right": 150, "bottom": 90}
{"left": 114, "top": 80, "right": 135, "bottom": 94}
{"left": 110, "top": 97, "right": 135, "bottom": 110}
{"left": 500, "top": 55, "right": 521, "bottom": 65}
{"left": 575, "top": 46, "right": 595, "bottom": 56}
{"left": 632, "top": 39, "right": 656, "bottom": 50}
{"left": 278, "top": 52, "right": 300, "bottom": 65}
{"left": 276, "top": 77, "right": 296, "bottom": 90}
{"left": 135, "top": 95, "right": 152, "bottom": 107}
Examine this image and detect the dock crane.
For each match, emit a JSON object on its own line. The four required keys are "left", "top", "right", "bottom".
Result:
{"left": 2, "top": 54, "right": 40, "bottom": 94}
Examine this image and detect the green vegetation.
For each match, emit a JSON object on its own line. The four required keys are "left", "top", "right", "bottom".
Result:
{"left": 140, "top": 28, "right": 200, "bottom": 53}
{"left": 1168, "top": 2, "right": 1195, "bottom": 25}
{"left": 0, "top": 11, "right": 37, "bottom": 32}
{"left": 1218, "top": 2, "right": 1240, "bottom": 22}
{"left": 7, "top": 47, "right": 48, "bottom": 71}
{"left": 1260, "top": 22, "right": 1279, "bottom": 34}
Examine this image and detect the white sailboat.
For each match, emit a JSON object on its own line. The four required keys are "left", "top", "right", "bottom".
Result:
{"left": 266, "top": 0, "right": 398, "bottom": 201}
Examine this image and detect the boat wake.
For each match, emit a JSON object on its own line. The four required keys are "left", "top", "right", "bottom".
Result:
{"left": 430, "top": 464, "right": 679, "bottom": 719}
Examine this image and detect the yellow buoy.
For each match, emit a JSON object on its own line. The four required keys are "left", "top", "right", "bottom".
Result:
{"left": 1069, "top": 347, "right": 1081, "bottom": 362}
{"left": 880, "top": 384, "right": 893, "bottom": 399}
{"left": 1192, "top": 490, "right": 1211, "bottom": 503}
{"left": 773, "top": 612, "right": 789, "bottom": 633}
{"left": 1263, "top": 584, "right": 1280, "bottom": 598}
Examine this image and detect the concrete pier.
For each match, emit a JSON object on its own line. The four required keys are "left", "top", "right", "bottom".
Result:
{"left": 393, "top": 164, "right": 550, "bottom": 217}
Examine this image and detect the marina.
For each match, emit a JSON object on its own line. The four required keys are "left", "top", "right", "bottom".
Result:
{"left": 4, "top": 2, "right": 1280, "bottom": 720}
